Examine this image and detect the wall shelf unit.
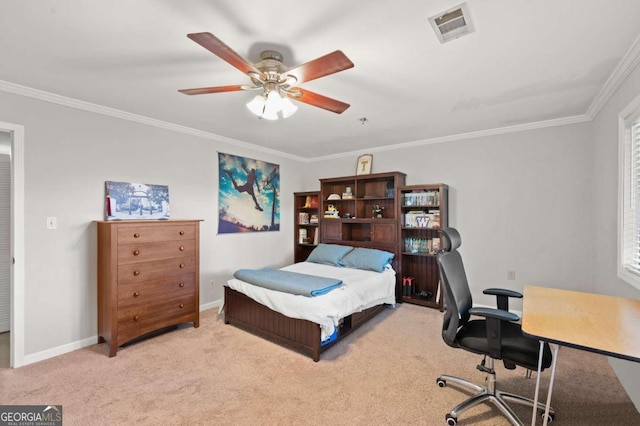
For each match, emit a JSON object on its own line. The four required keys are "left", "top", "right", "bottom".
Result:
{"left": 320, "top": 171, "right": 406, "bottom": 299}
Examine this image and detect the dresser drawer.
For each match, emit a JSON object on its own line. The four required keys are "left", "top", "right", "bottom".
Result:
{"left": 117, "top": 223, "right": 196, "bottom": 245}
{"left": 117, "top": 273, "right": 196, "bottom": 308}
{"left": 117, "top": 240, "right": 196, "bottom": 264}
{"left": 118, "top": 256, "right": 196, "bottom": 285}
{"left": 117, "top": 293, "right": 195, "bottom": 324}
{"left": 116, "top": 293, "right": 196, "bottom": 344}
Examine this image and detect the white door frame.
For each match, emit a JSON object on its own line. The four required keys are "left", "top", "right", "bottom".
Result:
{"left": 0, "top": 121, "right": 24, "bottom": 368}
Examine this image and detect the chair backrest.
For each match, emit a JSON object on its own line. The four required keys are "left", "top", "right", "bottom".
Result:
{"left": 437, "top": 228, "right": 473, "bottom": 347}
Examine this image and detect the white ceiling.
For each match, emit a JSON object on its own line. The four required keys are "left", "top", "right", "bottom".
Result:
{"left": 1, "top": 1, "right": 640, "bottom": 160}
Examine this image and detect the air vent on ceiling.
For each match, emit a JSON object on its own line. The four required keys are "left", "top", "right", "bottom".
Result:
{"left": 429, "top": 3, "right": 474, "bottom": 44}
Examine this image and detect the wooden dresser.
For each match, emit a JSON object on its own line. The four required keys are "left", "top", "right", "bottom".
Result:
{"left": 97, "top": 219, "right": 201, "bottom": 356}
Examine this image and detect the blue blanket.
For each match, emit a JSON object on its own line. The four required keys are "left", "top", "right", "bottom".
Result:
{"left": 233, "top": 268, "right": 343, "bottom": 297}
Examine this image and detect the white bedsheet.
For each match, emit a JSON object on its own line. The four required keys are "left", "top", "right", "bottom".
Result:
{"left": 226, "top": 262, "right": 396, "bottom": 341}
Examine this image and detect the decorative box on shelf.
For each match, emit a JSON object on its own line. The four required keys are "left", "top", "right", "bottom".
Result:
{"left": 324, "top": 204, "right": 340, "bottom": 218}
{"left": 304, "top": 195, "right": 319, "bottom": 208}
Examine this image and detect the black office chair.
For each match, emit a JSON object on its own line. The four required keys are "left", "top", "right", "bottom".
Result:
{"left": 435, "top": 228, "right": 554, "bottom": 426}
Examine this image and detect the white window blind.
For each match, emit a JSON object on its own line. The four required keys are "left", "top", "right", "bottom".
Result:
{"left": 621, "top": 112, "right": 640, "bottom": 286}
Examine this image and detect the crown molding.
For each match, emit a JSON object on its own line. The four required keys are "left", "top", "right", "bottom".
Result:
{"left": 0, "top": 80, "right": 308, "bottom": 162}
{"left": 586, "top": 33, "right": 640, "bottom": 120}
{"left": 310, "top": 114, "right": 590, "bottom": 161}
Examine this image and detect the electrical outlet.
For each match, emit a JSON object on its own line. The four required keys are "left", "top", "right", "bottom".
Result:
{"left": 209, "top": 279, "right": 216, "bottom": 288}
{"left": 46, "top": 216, "right": 57, "bottom": 230}
{"left": 507, "top": 270, "right": 516, "bottom": 280}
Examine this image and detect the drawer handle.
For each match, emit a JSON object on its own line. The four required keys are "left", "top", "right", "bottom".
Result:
{"left": 179, "top": 282, "right": 185, "bottom": 288}
{"left": 179, "top": 263, "right": 185, "bottom": 268}
{"left": 133, "top": 270, "right": 140, "bottom": 276}
{"left": 134, "top": 233, "right": 140, "bottom": 238}
{"left": 133, "top": 250, "right": 140, "bottom": 256}
{"left": 179, "top": 303, "right": 184, "bottom": 309}
{"left": 133, "top": 292, "right": 140, "bottom": 297}
{"left": 179, "top": 246, "right": 185, "bottom": 251}
{"left": 133, "top": 315, "right": 140, "bottom": 321}
{"left": 179, "top": 231, "right": 185, "bottom": 236}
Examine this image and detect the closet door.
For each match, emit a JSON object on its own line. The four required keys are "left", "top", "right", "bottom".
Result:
{"left": 0, "top": 154, "right": 10, "bottom": 332}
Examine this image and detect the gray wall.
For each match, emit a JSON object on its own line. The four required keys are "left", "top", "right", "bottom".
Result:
{"left": 591, "top": 58, "right": 640, "bottom": 407}
{"left": 0, "top": 91, "right": 308, "bottom": 356}
{"left": 308, "top": 123, "right": 595, "bottom": 311}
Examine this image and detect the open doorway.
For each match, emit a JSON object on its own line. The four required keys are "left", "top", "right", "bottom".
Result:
{"left": 0, "top": 121, "right": 24, "bottom": 368}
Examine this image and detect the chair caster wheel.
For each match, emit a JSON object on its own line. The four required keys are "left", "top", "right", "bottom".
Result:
{"left": 541, "top": 411, "right": 554, "bottom": 423}
{"left": 437, "top": 379, "right": 446, "bottom": 388}
{"left": 446, "top": 414, "right": 457, "bottom": 425}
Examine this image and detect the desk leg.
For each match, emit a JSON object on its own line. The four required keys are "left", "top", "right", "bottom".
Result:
{"left": 531, "top": 340, "right": 545, "bottom": 426}
{"left": 542, "top": 344, "right": 560, "bottom": 426}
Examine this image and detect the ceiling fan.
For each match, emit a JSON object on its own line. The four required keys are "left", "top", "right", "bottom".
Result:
{"left": 179, "top": 32, "right": 354, "bottom": 120}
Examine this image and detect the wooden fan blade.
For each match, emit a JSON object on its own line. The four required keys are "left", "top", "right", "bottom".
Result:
{"left": 285, "top": 50, "right": 354, "bottom": 84}
{"left": 289, "top": 89, "right": 350, "bottom": 114}
{"left": 179, "top": 85, "right": 246, "bottom": 95}
{"left": 187, "top": 32, "right": 264, "bottom": 79}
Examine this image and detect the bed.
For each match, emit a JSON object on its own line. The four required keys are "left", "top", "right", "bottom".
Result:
{"left": 224, "top": 244, "right": 397, "bottom": 361}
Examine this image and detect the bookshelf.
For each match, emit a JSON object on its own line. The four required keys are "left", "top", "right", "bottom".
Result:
{"left": 399, "top": 184, "right": 448, "bottom": 310}
{"left": 294, "top": 191, "right": 320, "bottom": 263}
{"left": 320, "top": 172, "right": 406, "bottom": 299}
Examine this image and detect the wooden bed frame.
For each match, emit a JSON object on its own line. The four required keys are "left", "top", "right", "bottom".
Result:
{"left": 224, "top": 286, "right": 388, "bottom": 361}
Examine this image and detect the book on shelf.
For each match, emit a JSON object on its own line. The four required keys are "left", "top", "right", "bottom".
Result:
{"left": 309, "top": 214, "right": 319, "bottom": 224}
{"left": 299, "top": 212, "right": 309, "bottom": 224}
{"left": 402, "top": 191, "right": 440, "bottom": 207}
{"left": 432, "top": 237, "right": 441, "bottom": 252}
{"left": 299, "top": 228, "right": 308, "bottom": 244}
{"left": 313, "top": 229, "right": 319, "bottom": 245}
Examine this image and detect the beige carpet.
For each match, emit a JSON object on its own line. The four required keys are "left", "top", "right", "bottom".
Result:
{"left": 0, "top": 304, "right": 638, "bottom": 425}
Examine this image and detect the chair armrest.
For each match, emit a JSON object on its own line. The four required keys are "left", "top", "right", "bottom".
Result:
{"left": 468, "top": 307, "right": 520, "bottom": 322}
{"left": 483, "top": 288, "right": 522, "bottom": 298}
{"left": 469, "top": 306, "right": 520, "bottom": 360}
{"left": 483, "top": 288, "right": 522, "bottom": 311}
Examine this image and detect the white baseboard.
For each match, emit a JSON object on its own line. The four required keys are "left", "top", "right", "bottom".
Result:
{"left": 200, "top": 299, "right": 222, "bottom": 312}
{"left": 20, "top": 301, "right": 224, "bottom": 367}
{"left": 23, "top": 335, "right": 99, "bottom": 366}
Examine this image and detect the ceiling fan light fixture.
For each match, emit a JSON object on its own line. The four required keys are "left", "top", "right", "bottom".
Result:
{"left": 246, "top": 94, "right": 267, "bottom": 117}
{"left": 261, "top": 106, "right": 279, "bottom": 121}
{"left": 261, "top": 90, "right": 282, "bottom": 120}
{"left": 246, "top": 88, "right": 297, "bottom": 120}
{"left": 281, "top": 95, "right": 298, "bottom": 118}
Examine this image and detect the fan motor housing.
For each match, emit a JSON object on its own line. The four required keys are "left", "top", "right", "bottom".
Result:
{"left": 254, "top": 50, "right": 288, "bottom": 82}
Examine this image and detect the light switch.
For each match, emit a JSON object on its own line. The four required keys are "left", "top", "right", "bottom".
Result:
{"left": 46, "top": 217, "right": 57, "bottom": 230}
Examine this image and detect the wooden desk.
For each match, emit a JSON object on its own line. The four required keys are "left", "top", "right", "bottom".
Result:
{"left": 522, "top": 285, "right": 640, "bottom": 426}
